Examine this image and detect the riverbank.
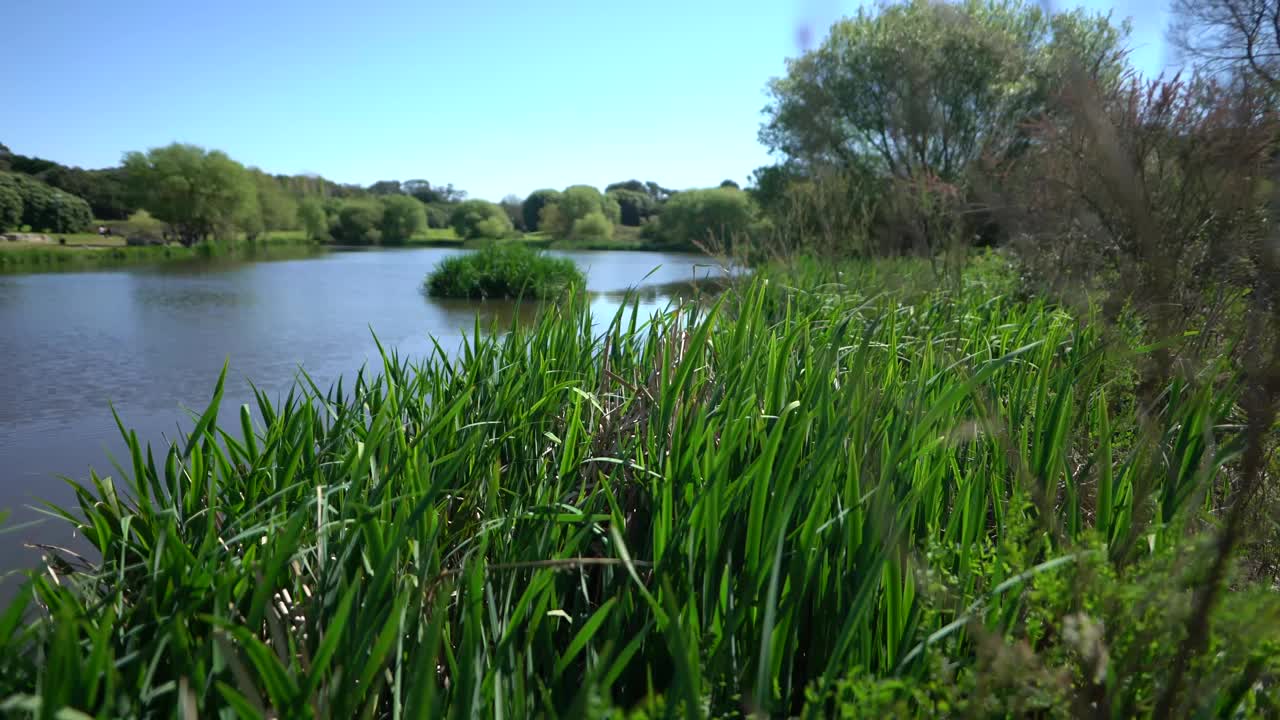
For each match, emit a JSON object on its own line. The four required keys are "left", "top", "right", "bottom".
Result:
{"left": 0, "top": 228, "right": 701, "bottom": 272}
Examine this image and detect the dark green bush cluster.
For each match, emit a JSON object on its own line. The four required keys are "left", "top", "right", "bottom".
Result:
{"left": 424, "top": 242, "right": 582, "bottom": 299}
{"left": 0, "top": 172, "right": 93, "bottom": 233}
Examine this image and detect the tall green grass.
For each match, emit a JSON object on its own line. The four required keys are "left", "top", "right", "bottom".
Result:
{"left": 0, "top": 264, "right": 1274, "bottom": 716}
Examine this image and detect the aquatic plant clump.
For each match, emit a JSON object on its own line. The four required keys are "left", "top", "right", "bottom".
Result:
{"left": 425, "top": 242, "right": 584, "bottom": 299}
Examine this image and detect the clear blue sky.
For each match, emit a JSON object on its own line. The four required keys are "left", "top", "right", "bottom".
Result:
{"left": 1, "top": 0, "right": 1172, "bottom": 201}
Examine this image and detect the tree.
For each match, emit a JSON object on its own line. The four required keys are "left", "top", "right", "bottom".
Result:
{"left": 761, "top": 0, "right": 1129, "bottom": 182}
{"left": 380, "top": 194, "right": 427, "bottom": 244}
{"left": 1170, "top": 0, "right": 1280, "bottom": 85}
{"left": 450, "top": 199, "right": 512, "bottom": 239}
{"left": 607, "top": 189, "right": 658, "bottom": 226}
{"left": 719, "top": 179, "right": 741, "bottom": 189}
{"left": 368, "top": 180, "right": 403, "bottom": 196}
{"left": 522, "top": 189, "right": 562, "bottom": 231}
{"left": 122, "top": 144, "right": 256, "bottom": 245}
{"left": 657, "top": 187, "right": 758, "bottom": 247}
{"left": 251, "top": 170, "right": 298, "bottom": 234}
{"left": 605, "top": 180, "right": 647, "bottom": 194}
{"left": 0, "top": 174, "right": 22, "bottom": 231}
{"left": 500, "top": 194, "right": 526, "bottom": 231}
{"left": 298, "top": 198, "right": 329, "bottom": 241}
{"left": 332, "top": 200, "right": 383, "bottom": 245}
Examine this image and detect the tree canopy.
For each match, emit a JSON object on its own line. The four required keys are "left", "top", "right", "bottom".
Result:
{"left": 450, "top": 199, "right": 513, "bottom": 240}
{"left": 122, "top": 144, "right": 257, "bottom": 245}
{"left": 0, "top": 172, "right": 93, "bottom": 233}
{"left": 540, "top": 185, "right": 620, "bottom": 237}
{"left": 379, "top": 195, "right": 428, "bottom": 244}
{"left": 657, "top": 187, "right": 758, "bottom": 247}
{"left": 522, "top": 189, "right": 562, "bottom": 231}
{"left": 761, "top": 0, "right": 1129, "bottom": 182}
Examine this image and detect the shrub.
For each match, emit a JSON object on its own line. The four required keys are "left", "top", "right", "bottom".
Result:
{"left": 379, "top": 195, "right": 427, "bottom": 244}
{"left": 124, "top": 209, "right": 166, "bottom": 244}
{"left": 424, "top": 242, "right": 583, "bottom": 299}
{"left": 332, "top": 200, "right": 383, "bottom": 245}
{"left": 570, "top": 210, "right": 613, "bottom": 240}
{"left": 449, "top": 199, "right": 512, "bottom": 240}
{"left": 657, "top": 186, "right": 758, "bottom": 247}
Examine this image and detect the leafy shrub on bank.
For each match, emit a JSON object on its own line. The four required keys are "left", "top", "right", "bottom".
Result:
{"left": 424, "top": 242, "right": 582, "bottom": 299}
{"left": 449, "top": 199, "right": 513, "bottom": 240}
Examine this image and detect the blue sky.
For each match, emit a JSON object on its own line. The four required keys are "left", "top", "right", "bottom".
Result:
{"left": 1, "top": 0, "right": 1172, "bottom": 200}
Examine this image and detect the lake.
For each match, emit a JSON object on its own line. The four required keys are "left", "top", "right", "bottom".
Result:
{"left": 0, "top": 247, "right": 725, "bottom": 583}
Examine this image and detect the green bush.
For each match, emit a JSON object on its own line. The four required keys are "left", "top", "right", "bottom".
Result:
{"left": 123, "top": 209, "right": 166, "bottom": 244}
{"left": 449, "top": 199, "right": 512, "bottom": 240}
{"left": 657, "top": 186, "right": 757, "bottom": 247}
{"left": 424, "top": 242, "right": 583, "bottom": 299}
{"left": 332, "top": 200, "right": 383, "bottom": 245}
{"left": 379, "top": 195, "right": 427, "bottom": 244}
{"left": 570, "top": 210, "right": 613, "bottom": 240}
{"left": 0, "top": 172, "right": 93, "bottom": 233}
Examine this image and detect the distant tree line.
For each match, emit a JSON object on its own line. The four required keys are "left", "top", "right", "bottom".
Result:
{"left": 1, "top": 139, "right": 761, "bottom": 248}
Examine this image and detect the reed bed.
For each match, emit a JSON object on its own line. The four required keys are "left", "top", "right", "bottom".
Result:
{"left": 0, "top": 262, "right": 1274, "bottom": 717}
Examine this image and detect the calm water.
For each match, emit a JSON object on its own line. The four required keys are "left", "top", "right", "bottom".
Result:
{"left": 0, "top": 247, "right": 723, "bottom": 582}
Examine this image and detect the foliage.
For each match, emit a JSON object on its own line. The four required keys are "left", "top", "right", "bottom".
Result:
{"left": 607, "top": 189, "right": 658, "bottom": 227}
{"left": 0, "top": 174, "right": 23, "bottom": 231}
{"left": 500, "top": 194, "right": 526, "bottom": 232}
{"left": 1170, "top": 0, "right": 1280, "bottom": 85}
{"left": 450, "top": 199, "right": 513, "bottom": 240}
{"left": 761, "top": 0, "right": 1129, "bottom": 182}
{"left": 297, "top": 198, "right": 329, "bottom": 241}
{"left": 424, "top": 241, "right": 583, "bottom": 298}
{"left": 1004, "top": 73, "right": 1275, "bottom": 330}
{"left": 1, "top": 264, "right": 1275, "bottom": 716}
{"left": 331, "top": 200, "right": 383, "bottom": 245}
{"left": 124, "top": 209, "right": 166, "bottom": 243}
{"left": 522, "top": 189, "right": 562, "bottom": 231}
{"left": 607, "top": 179, "right": 676, "bottom": 203}
{"left": 122, "top": 143, "right": 257, "bottom": 245}
{"left": 367, "top": 180, "right": 403, "bottom": 196}
{"left": 423, "top": 202, "right": 452, "bottom": 229}
{"left": 0, "top": 172, "right": 93, "bottom": 233}
{"left": 541, "top": 185, "right": 620, "bottom": 237}
{"left": 251, "top": 170, "right": 298, "bottom": 234}
{"left": 378, "top": 194, "right": 427, "bottom": 245}
{"left": 656, "top": 186, "right": 758, "bottom": 248}
{"left": 570, "top": 210, "right": 614, "bottom": 240}
{"left": 404, "top": 179, "right": 466, "bottom": 204}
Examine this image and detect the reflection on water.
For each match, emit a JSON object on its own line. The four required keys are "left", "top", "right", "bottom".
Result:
{"left": 0, "top": 246, "right": 728, "bottom": 585}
